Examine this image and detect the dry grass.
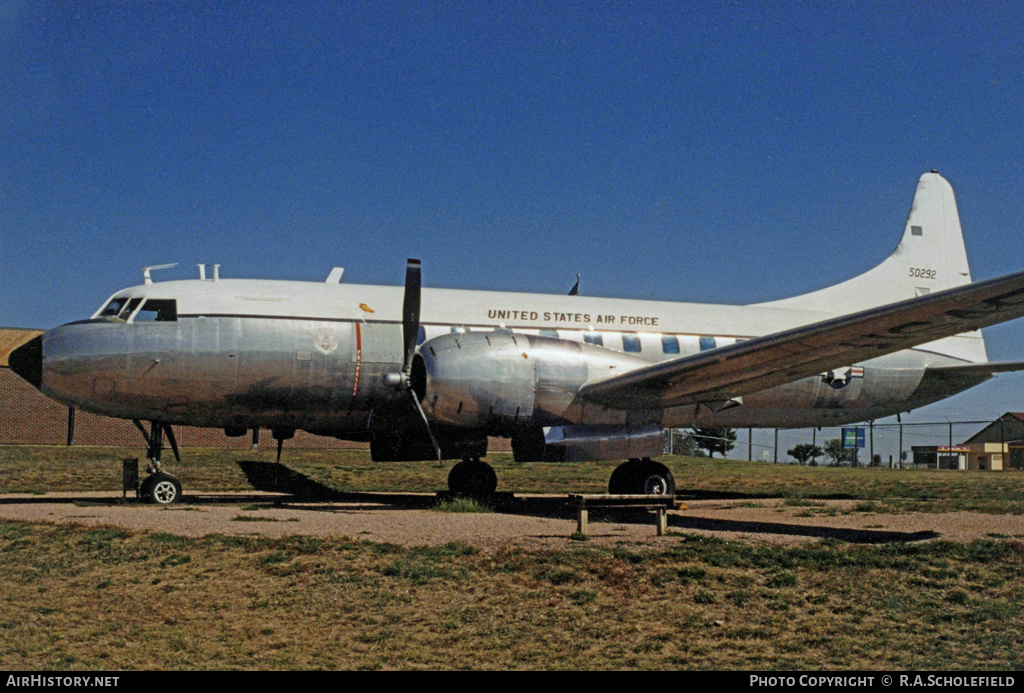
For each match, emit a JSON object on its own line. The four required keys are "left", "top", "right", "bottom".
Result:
{"left": 0, "top": 522, "right": 1021, "bottom": 670}
{"left": 2, "top": 446, "right": 1024, "bottom": 670}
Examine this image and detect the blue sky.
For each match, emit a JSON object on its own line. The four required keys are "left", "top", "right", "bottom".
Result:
{"left": 3, "top": 1, "right": 1024, "bottom": 441}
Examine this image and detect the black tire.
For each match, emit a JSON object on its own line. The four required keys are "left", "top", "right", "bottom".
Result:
{"left": 608, "top": 458, "right": 675, "bottom": 496}
{"left": 140, "top": 472, "right": 182, "bottom": 505}
{"left": 447, "top": 459, "right": 497, "bottom": 498}
{"left": 637, "top": 459, "right": 675, "bottom": 496}
{"left": 608, "top": 458, "right": 643, "bottom": 494}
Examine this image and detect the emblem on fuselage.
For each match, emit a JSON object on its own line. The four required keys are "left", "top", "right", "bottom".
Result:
{"left": 821, "top": 366, "right": 864, "bottom": 389}
{"left": 314, "top": 327, "right": 340, "bottom": 354}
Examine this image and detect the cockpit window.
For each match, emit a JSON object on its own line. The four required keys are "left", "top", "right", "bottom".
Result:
{"left": 133, "top": 299, "right": 177, "bottom": 322}
{"left": 98, "top": 298, "right": 128, "bottom": 317}
{"left": 117, "top": 298, "right": 143, "bottom": 320}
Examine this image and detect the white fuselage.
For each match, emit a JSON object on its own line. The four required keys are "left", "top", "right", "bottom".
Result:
{"left": 35, "top": 277, "right": 987, "bottom": 440}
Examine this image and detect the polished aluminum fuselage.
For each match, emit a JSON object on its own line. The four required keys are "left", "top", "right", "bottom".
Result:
{"left": 36, "top": 277, "right": 991, "bottom": 437}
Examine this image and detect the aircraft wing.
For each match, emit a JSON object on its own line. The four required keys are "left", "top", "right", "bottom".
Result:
{"left": 577, "top": 270, "right": 1024, "bottom": 410}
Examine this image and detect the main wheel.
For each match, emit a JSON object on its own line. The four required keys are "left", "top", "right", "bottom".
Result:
{"left": 637, "top": 460, "right": 675, "bottom": 496}
{"left": 608, "top": 458, "right": 644, "bottom": 494}
{"left": 608, "top": 458, "right": 675, "bottom": 496}
{"left": 140, "top": 472, "right": 182, "bottom": 505}
{"left": 447, "top": 459, "right": 497, "bottom": 498}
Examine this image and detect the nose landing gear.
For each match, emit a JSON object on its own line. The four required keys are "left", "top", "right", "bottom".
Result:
{"left": 133, "top": 420, "right": 183, "bottom": 505}
{"left": 140, "top": 471, "right": 183, "bottom": 505}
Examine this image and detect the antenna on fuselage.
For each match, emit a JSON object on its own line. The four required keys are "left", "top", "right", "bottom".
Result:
{"left": 196, "top": 264, "right": 221, "bottom": 282}
{"left": 142, "top": 264, "right": 179, "bottom": 284}
{"left": 568, "top": 273, "right": 580, "bottom": 296}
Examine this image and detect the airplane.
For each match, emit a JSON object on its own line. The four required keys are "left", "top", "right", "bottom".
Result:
{"left": 10, "top": 171, "right": 1024, "bottom": 504}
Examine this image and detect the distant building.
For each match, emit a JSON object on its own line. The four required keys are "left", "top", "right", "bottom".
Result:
{"left": 960, "top": 412, "right": 1024, "bottom": 470}
{"left": 912, "top": 413, "right": 1024, "bottom": 471}
{"left": 909, "top": 445, "right": 972, "bottom": 470}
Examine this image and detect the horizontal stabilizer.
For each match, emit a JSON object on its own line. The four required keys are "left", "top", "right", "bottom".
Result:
{"left": 925, "top": 360, "right": 1024, "bottom": 376}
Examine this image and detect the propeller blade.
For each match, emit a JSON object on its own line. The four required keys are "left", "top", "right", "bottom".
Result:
{"left": 402, "top": 258, "right": 421, "bottom": 374}
{"left": 408, "top": 386, "right": 442, "bottom": 467}
{"left": 395, "top": 258, "right": 440, "bottom": 465}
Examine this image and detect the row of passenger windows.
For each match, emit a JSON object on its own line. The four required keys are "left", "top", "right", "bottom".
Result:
{"left": 577, "top": 331, "right": 723, "bottom": 354}
{"left": 425, "top": 325, "right": 734, "bottom": 355}
{"left": 98, "top": 297, "right": 178, "bottom": 322}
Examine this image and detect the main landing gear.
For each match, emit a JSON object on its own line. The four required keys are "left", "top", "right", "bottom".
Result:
{"left": 445, "top": 456, "right": 675, "bottom": 498}
{"left": 608, "top": 458, "right": 676, "bottom": 496}
{"left": 133, "top": 420, "right": 183, "bottom": 505}
{"left": 447, "top": 457, "right": 497, "bottom": 499}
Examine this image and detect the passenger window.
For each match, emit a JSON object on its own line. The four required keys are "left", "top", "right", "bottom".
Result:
{"left": 133, "top": 299, "right": 178, "bottom": 322}
{"left": 622, "top": 334, "right": 641, "bottom": 353}
{"left": 583, "top": 332, "right": 603, "bottom": 346}
{"left": 662, "top": 335, "right": 680, "bottom": 354}
{"left": 699, "top": 336, "right": 717, "bottom": 351}
{"left": 539, "top": 329, "right": 559, "bottom": 339}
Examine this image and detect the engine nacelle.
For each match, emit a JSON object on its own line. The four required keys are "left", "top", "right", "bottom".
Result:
{"left": 412, "top": 331, "right": 651, "bottom": 431}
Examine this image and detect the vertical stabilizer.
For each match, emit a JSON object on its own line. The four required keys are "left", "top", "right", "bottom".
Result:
{"left": 758, "top": 171, "right": 987, "bottom": 362}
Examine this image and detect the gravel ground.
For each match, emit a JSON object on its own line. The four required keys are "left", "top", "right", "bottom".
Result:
{"left": 1, "top": 492, "right": 1021, "bottom": 548}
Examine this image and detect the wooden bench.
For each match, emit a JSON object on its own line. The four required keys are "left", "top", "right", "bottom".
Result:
{"left": 569, "top": 494, "right": 683, "bottom": 536}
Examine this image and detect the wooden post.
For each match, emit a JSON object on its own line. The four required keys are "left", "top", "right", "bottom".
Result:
{"left": 576, "top": 507, "right": 589, "bottom": 535}
{"left": 656, "top": 507, "right": 668, "bottom": 536}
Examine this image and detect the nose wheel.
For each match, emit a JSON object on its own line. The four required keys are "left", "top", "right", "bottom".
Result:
{"left": 133, "top": 419, "right": 184, "bottom": 505}
{"left": 140, "top": 472, "right": 183, "bottom": 505}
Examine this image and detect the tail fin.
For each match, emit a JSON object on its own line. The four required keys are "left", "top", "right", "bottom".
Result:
{"left": 759, "top": 171, "right": 987, "bottom": 362}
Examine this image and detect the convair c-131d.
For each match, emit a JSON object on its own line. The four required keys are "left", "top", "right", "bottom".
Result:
{"left": 10, "top": 171, "right": 1024, "bottom": 504}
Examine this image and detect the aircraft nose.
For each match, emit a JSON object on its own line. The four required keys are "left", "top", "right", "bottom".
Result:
{"left": 8, "top": 335, "right": 43, "bottom": 389}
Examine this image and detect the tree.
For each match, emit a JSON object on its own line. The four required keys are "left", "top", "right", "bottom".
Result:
{"left": 822, "top": 438, "right": 855, "bottom": 466}
{"left": 690, "top": 427, "right": 737, "bottom": 458}
{"left": 788, "top": 443, "right": 823, "bottom": 466}
{"left": 668, "top": 429, "right": 703, "bottom": 457}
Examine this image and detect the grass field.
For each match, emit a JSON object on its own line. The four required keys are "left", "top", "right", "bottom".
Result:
{"left": 1, "top": 446, "right": 1023, "bottom": 670}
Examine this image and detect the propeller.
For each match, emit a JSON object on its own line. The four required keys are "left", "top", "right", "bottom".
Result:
{"left": 402, "top": 259, "right": 421, "bottom": 375}
{"left": 385, "top": 259, "right": 443, "bottom": 465}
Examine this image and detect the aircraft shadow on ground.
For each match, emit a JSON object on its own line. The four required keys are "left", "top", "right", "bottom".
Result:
{"left": 236, "top": 460, "right": 576, "bottom": 516}
{"left": 0, "top": 462, "right": 939, "bottom": 545}
{"left": 236, "top": 461, "right": 938, "bottom": 544}
{"left": 666, "top": 514, "right": 939, "bottom": 544}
